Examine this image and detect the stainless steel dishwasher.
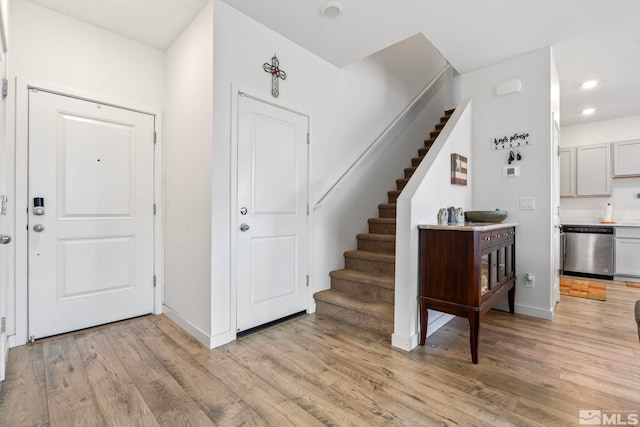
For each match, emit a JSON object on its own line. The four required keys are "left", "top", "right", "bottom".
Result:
{"left": 563, "top": 225, "right": 614, "bottom": 279}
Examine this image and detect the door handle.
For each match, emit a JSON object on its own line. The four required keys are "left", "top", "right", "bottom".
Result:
{"left": 33, "top": 224, "right": 45, "bottom": 232}
{"left": 0, "top": 234, "right": 11, "bottom": 244}
{"left": 239, "top": 223, "right": 250, "bottom": 232}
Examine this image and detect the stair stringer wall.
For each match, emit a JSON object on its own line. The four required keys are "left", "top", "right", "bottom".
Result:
{"left": 392, "top": 100, "right": 473, "bottom": 351}
{"left": 311, "top": 75, "right": 450, "bottom": 305}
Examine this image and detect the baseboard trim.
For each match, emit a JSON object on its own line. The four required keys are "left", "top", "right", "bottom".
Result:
{"left": 426, "top": 312, "right": 456, "bottom": 338}
{"left": 1, "top": 335, "right": 9, "bottom": 381}
{"left": 162, "top": 305, "right": 213, "bottom": 348}
{"left": 392, "top": 311, "right": 455, "bottom": 351}
{"left": 391, "top": 332, "right": 418, "bottom": 351}
{"left": 515, "top": 303, "right": 554, "bottom": 320}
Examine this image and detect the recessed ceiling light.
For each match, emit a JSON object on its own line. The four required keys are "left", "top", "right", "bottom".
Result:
{"left": 581, "top": 80, "right": 598, "bottom": 89}
{"left": 320, "top": 1, "right": 343, "bottom": 18}
{"left": 582, "top": 108, "right": 596, "bottom": 115}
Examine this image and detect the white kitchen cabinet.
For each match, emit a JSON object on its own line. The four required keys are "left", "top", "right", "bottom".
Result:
{"left": 615, "top": 227, "right": 640, "bottom": 278}
{"left": 613, "top": 139, "right": 640, "bottom": 177}
{"left": 576, "top": 143, "right": 611, "bottom": 196}
{"left": 559, "top": 147, "right": 576, "bottom": 197}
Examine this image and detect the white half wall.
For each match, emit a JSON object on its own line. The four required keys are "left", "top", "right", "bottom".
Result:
{"left": 461, "top": 47, "right": 559, "bottom": 320}
{"left": 393, "top": 100, "right": 473, "bottom": 351}
{"left": 163, "top": 1, "right": 214, "bottom": 345}
{"left": 560, "top": 115, "right": 640, "bottom": 224}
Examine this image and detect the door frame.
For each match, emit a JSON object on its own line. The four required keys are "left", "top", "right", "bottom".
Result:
{"left": 229, "top": 88, "right": 313, "bottom": 339}
{"left": 12, "top": 78, "right": 164, "bottom": 346}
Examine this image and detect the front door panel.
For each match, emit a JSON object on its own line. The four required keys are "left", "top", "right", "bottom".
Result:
{"left": 28, "top": 90, "right": 154, "bottom": 339}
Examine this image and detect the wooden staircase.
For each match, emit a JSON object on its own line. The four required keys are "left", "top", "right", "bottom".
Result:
{"left": 313, "top": 109, "right": 455, "bottom": 339}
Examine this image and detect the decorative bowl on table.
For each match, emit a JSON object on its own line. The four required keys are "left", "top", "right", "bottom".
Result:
{"left": 464, "top": 209, "right": 508, "bottom": 223}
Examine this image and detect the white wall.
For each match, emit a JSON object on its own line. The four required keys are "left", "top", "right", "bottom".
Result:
{"left": 7, "top": 0, "right": 165, "bottom": 344}
{"left": 560, "top": 115, "right": 640, "bottom": 223}
{"left": 9, "top": 0, "right": 164, "bottom": 110}
{"left": 163, "top": 1, "right": 213, "bottom": 344}
{"left": 210, "top": 0, "right": 448, "bottom": 347}
{"left": 393, "top": 100, "right": 473, "bottom": 351}
{"left": 461, "top": 48, "right": 558, "bottom": 320}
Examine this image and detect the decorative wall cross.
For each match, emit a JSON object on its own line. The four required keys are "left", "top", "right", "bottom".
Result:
{"left": 263, "top": 54, "right": 287, "bottom": 98}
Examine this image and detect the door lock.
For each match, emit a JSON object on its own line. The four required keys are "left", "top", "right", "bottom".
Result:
{"left": 239, "top": 223, "right": 250, "bottom": 232}
{"left": 32, "top": 224, "right": 45, "bottom": 232}
{"left": 240, "top": 207, "right": 248, "bottom": 215}
{"left": 0, "top": 234, "right": 11, "bottom": 244}
{"left": 33, "top": 197, "right": 45, "bottom": 215}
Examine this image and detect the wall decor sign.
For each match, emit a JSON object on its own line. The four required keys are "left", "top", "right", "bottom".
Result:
{"left": 263, "top": 54, "right": 287, "bottom": 98}
{"left": 491, "top": 131, "right": 531, "bottom": 150}
{"left": 451, "top": 153, "right": 468, "bottom": 186}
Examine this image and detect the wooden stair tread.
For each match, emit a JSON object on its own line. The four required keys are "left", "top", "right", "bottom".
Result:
{"left": 344, "top": 250, "right": 395, "bottom": 263}
{"left": 377, "top": 203, "right": 397, "bottom": 209}
{"left": 368, "top": 218, "right": 396, "bottom": 224}
{"left": 329, "top": 268, "right": 395, "bottom": 289}
{"left": 314, "top": 289, "right": 394, "bottom": 321}
{"left": 356, "top": 233, "right": 396, "bottom": 242}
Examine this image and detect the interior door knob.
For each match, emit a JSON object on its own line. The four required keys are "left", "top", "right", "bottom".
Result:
{"left": 240, "top": 223, "right": 250, "bottom": 232}
{"left": 33, "top": 224, "right": 45, "bottom": 232}
{"left": 0, "top": 234, "right": 11, "bottom": 244}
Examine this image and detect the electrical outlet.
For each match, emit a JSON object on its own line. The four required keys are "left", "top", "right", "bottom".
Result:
{"left": 524, "top": 273, "right": 535, "bottom": 288}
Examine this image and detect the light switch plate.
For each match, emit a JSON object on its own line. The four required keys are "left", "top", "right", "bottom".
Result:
{"left": 519, "top": 196, "right": 535, "bottom": 210}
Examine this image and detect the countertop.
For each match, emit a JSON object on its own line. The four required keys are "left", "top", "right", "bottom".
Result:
{"left": 561, "top": 222, "right": 640, "bottom": 228}
{"left": 418, "top": 222, "right": 518, "bottom": 231}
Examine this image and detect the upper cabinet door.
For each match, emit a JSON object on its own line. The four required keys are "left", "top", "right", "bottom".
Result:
{"left": 613, "top": 140, "right": 640, "bottom": 177}
{"left": 576, "top": 143, "right": 611, "bottom": 196}
{"left": 559, "top": 147, "right": 576, "bottom": 197}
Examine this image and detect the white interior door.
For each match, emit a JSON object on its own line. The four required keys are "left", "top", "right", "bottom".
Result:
{"left": 28, "top": 90, "right": 155, "bottom": 340}
{"left": 0, "top": 50, "right": 9, "bottom": 379}
{"left": 552, "top": 116, "right": 561, "bottom": 305}
{"left": 236, "top": 95, "right": 309, "bottom": 332}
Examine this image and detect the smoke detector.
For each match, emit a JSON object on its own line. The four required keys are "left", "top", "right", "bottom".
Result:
{"left": 320, "top": 1, "right": 343, "bottom": 18}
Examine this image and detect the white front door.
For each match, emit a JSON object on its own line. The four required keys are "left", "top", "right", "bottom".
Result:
{"left": 28, "top": 90, "right": 155, "bottom": 340}
{"left": 236, "top": 95, "right": 309, "bottom": 332}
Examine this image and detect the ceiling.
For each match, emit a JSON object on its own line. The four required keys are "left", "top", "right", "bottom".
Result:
{"left": 26, "top": 0, "right": 640, "bottom": 127}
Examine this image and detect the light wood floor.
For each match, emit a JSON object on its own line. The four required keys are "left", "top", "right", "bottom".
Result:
{"left": 1, "top": 279, "right": 639, "bottom": 426}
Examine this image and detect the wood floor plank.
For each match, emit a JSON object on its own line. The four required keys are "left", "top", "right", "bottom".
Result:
{"left": 105, "top": 324, "right": 168, "bottom": 385}
{"left": 201, "top": 345, "right": 324, "bottom": 426}
{"left": 282, "top": 317, "right": 529, "bottom": 425}
{"left": 229, "top": 339, "right": 390, "bottom": 426}
{"left": 43, "top": 336, "right": 107, "bottom": 426}
{"left": 244, "top": 325, "right": 465, "bottom": 425}
{"left": 75, "top": 331, "right": 156, "bottom": 426}
{"left": 131, "top": 321, "right": 255, "bottom": 426}
{"left": 0, "top": 344, "right": 49, "bottom": 426}
{"left": 2, "top": 277, "right": 639, "bottom": 426}
{"left": 157, "top": 402, "right": 215, "bottom": 426}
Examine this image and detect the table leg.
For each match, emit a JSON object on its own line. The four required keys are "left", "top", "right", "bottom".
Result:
{"left": 508, "top": 284, "right": 515, "bottom": 314}
{"left": 468, "top": 312, "right": 479, "bottom": 364}
{"left": 419, "top": 299, "right": 428, "bottom": 346}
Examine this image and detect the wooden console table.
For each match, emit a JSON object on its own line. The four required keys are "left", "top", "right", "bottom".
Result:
{"left": 418, "top": 223, "right": 517, "bottom": 364}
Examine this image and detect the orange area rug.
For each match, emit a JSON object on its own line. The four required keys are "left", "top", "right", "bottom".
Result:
{"left": 560, "top": 277, "right": 606, "bottom": 301}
